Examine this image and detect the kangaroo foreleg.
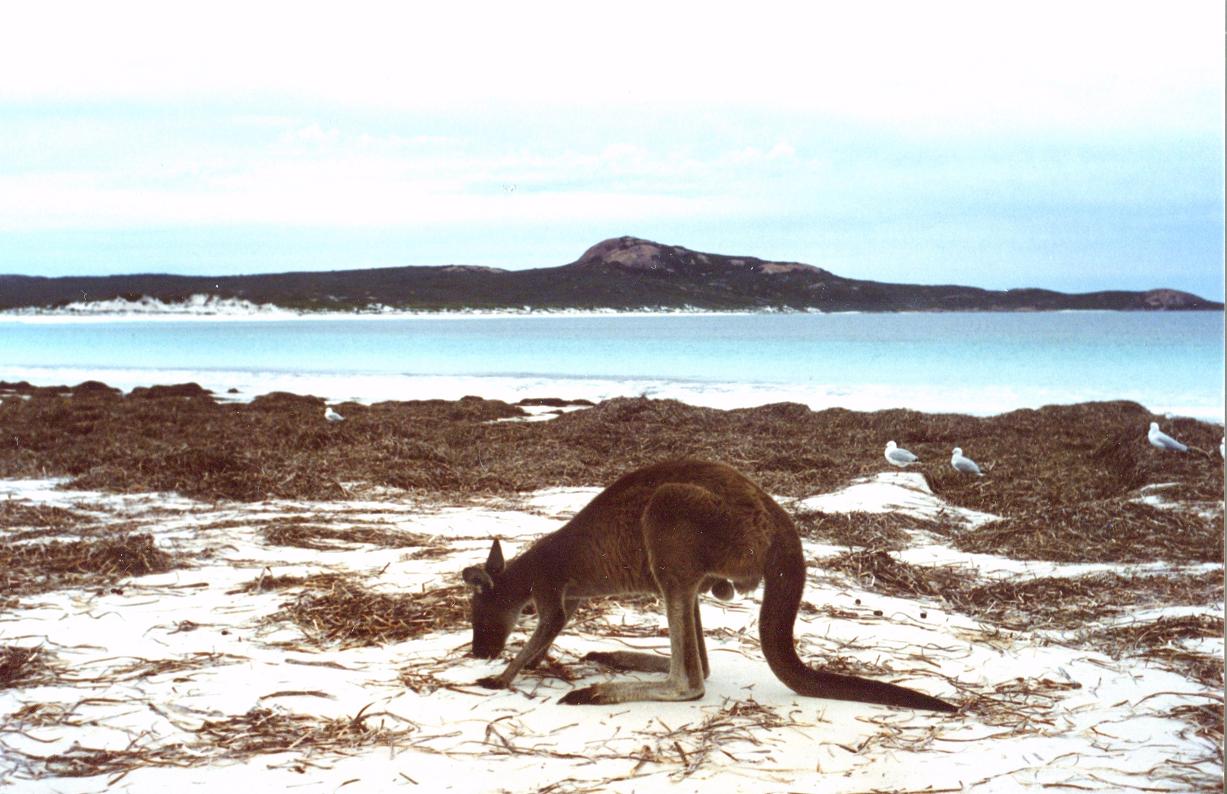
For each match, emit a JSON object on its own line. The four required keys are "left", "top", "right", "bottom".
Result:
{"left": 525, "top": 598, "right": 580, "bottom": 669}
{"left": 478, "top": 591, "right": 568, "bottom": 689}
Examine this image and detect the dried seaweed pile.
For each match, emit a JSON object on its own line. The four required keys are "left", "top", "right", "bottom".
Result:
{"left": 260, "top": 517, "right": 429, "bottom": 550}
{"left": 1090, "top": 613, "right": 1226, "bottom": 650}
{"left": 0, "top": 533, "right": 176, "bottom": 596}
{"left": 275, "top": 579, "right": 471, "bottom": 648}
{"left": 1087, "top": 614, "right": 1225, "bottom": 689}
{"left": 956, "top": 501, "right": 1222, "bottom": 563}
{"left": 229, "top": 571, "right": 348, "bottom": 594}
{"left": 0, "top": 384, "right": 526, "bottom": 501}
{"left": 821, "top": 546, "right": 1223, "bottom": 694}
{"left": 0, "top": 501, "right": 91, "bottom": 539}
{"left": 823, "top": 548, "right": 972, "bottom": 603}
{"left": 195, "top": 705, "right": 412, "bottom": 759}
{"left": 1094, "top": 421, "right": 1225, "bottom": 503}
{"left": 1, "top": 385, "right": 1219, "bottom": 528}
{"left": 794, "top": 509, "right": 945, "bottom": 550}
{"left": 962, "top": 569, "right": 1225, "bottom": 632}
{"left": 824, "top": 548, "right": 1222, "bottom": 626}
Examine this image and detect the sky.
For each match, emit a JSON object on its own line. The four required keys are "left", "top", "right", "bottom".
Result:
{"left": 0, "top": 2, "right": 1223, "bottom": 298}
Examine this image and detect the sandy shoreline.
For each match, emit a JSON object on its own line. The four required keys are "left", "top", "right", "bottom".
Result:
{"left": 0, "top": 385, "right": 1223, "bottom": 791}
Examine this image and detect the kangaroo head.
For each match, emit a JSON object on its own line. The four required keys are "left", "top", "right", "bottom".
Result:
{"left": 461, "top": 538, "right": 518, "bottom": 659}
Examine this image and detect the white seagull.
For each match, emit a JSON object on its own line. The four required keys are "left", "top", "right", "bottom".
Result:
{"left": 324, "top": 406, "right": 345, "bottom": 423}
{"left": 1147, "top": 422, "right": 1186, "bottom": 452}
{"left": 950, "top": 447, "right": 983, "bottom": 476}
{"left": 884, "top": 441, "right": 920, "bottom": 468}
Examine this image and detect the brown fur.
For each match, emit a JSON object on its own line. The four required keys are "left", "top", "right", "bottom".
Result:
{"left": 461, "top": 459, "right": 956, "bottom": 711}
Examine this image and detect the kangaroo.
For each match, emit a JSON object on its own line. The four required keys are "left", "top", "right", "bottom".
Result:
{"left": 461, "top": 459, "right": 956, "bottom": 712}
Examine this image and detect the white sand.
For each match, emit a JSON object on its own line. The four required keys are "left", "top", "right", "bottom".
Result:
{"left": 0, "top": 475, "right": 1221, "bottom": 793}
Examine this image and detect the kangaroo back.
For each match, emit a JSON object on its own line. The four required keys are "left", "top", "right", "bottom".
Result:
{"left": 759, "top": 531, "right": 957, "bottom": 713}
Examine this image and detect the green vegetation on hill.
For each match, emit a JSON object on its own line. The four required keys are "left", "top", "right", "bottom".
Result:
{"left": 1, "top": 236, "right": 1221, "bottom": 312}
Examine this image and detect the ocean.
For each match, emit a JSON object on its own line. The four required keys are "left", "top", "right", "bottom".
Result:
{"left": 1, "top": 311, "right": 1223, "bottom": 421}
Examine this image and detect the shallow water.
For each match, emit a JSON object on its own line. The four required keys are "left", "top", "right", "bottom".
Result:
{"left": 2, "top": 311, "right": 1222, "bottom": 419}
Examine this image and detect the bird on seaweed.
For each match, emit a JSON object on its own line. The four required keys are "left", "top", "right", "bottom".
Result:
{"left": 1147, "top": 422, "right": 1186, "bottom": 452}
{"left": 884, "top": 441, "right": 920, "bottom": 468}
{"left": 950, "top": 447, "right": 983, "bottom": 476}
{"left": 325, "top": 406, "right": 345, "bottom": 423}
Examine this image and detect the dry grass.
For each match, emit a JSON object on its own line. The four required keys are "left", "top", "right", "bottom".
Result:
{"left": 1, "top": 388, "right": 1219, "bottom": 549}
{"left": 1168, "top": 702, "right": 1225, "bottom": 753}
{"left": 0, "top": 533, "right": 177, "bottom": 596}
{"left": 1088, "top": 613, "right": 1224, "bottom": 652}
{"left": 955, "top": 500, "right": 1222, "bottom": 564}
{"left": 792, "top": 509, "right": 942, "bottom": 550}
{"left": 21, "top": 705, "right": 415, "bottom": 782}
{"left": 260, "top": 517, "right": 429, "bottom": 550}
{"left": 275, "top": 579, "right": 471, "bottom": 648}
{"left": 1, "top": 384, "right": 1219, "bottom": 787}
{"left": 823, "top": 548, "right": 973, "bottom": 603}
{"left": 194, "top": 705, "right": 412, "bottom": 759}
{"left": 635, "top": 698, "right": 801, "bottom": 780}
{"left": 1144, "top": 647, "right": 1225, "bottom": 690}
{"left": 0, "top": 501, "right": 91, "bottom": 534}
{"left": 821, "top": 547, "right": 1223, "bottom": 686}
{"left": 227, "top": 571, "right": 348, "bottom": 594}
{"left": 959, "top": 569, "right": 1224, "bottom": 631}
{"left": 1087, "top": 614, "right": 1225, "bottom": 692}
{"left": 1, "top": 646, "right": 57, "bottom": 689}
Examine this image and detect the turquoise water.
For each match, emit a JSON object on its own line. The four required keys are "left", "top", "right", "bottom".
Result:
{"left": 1, "top": 312, "right": 1223, "bottom": 419}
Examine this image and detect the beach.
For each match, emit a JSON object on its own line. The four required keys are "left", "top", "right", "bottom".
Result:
{"left": 4, "top": 2, "right": 1223, "bottom": 790}
{"left": 0, "top": 383, "right": 1223, "bottom": 792}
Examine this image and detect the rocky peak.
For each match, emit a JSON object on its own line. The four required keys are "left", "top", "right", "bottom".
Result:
{"left": 574, "top": 237, "right": 670, "bottom": 271}
{"left": 439, "top": 265, "right": 508, "bottom": 274}
{"left": 572, "top": 236, "right": 828, "bottom": 277}
{"left": 1140, "top": 289, "right": 1211, "bottom": 309}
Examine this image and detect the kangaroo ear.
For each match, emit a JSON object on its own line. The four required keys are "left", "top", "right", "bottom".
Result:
{"left": 486, "top": 538, "right": 505, "bottom": 575}
{"left": 462, "top": 565, "right": 494, "bottom": 593}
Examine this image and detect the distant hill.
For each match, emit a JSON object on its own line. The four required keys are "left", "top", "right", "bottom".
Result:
{"left": 1, "top": 236, "right": 1221, "bottom": 313}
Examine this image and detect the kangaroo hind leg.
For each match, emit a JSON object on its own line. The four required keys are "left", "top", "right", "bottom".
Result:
{"left": 585, "top": 595, "right": 710, "bottom": 679}
{"left": 560, "top": 483, "right": 720, "bottom": 705}
{"left": 560, "top": 584, "right": 704, "bottom": 704}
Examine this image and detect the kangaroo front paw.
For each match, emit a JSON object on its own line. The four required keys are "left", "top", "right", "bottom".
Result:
{"left": 558, "top": 685, "right": 609, "bottom": 705}
{"left": 475, "top": 676, "right": 507, "bottom": 689}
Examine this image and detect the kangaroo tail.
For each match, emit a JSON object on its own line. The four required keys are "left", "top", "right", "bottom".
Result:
{"left": 759, "top": 531, "right": 957, "bottom": 713}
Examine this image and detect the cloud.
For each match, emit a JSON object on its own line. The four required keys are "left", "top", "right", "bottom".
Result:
{"left": 0, "top": 3, "right": 1218, "bottom": 294}
{"left": 0, "top": 109, "right": 831, "bottom": 232}
{"left": 0, "top": 161, "right": 730, "bottom": 232}
{"left": 284, "top": 123, "right": 340, "bottom": 147}
{"left": 1, "top": 2, "right": 1220, "bottom": 134}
